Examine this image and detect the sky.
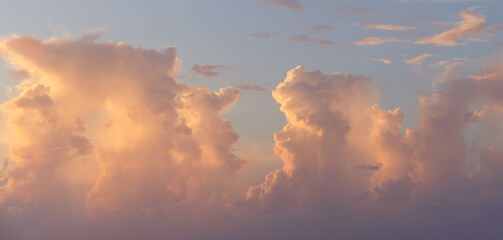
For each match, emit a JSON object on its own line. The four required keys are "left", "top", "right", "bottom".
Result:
{"left": 0, "top": 0, "right": 503, "bottom": 239}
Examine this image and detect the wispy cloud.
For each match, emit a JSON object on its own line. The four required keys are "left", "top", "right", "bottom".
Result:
{"left": 311, "top": 25, "right": 337, "bottom": 34}
{"left": 237, "top": 85, "right": 267, "bottom": 92}
{"left": 255, "top": 0, "right": 304, "bottom": 10}
{"left": 415, "top": 7, "right": 489, "bottom": 46}
{"left": 430, "top": 57, "right": 467, "bottom": 68}
{"left": 356, "top": 23, "right": 416, "bottom": 31}
{"left": 333, "top": 6, "right": 384, "bottom": 14}
{"left": 353, "top": 37, "right": 401, "bottom": 45}
{"left": 290, "top": 34, "right": 333, "bottom": 46}
{"left": 372, "top": 58, "right": 392, "bottom": 64}
{"left": 251, "top": 31, "right": 277, "bottom": 39}
{"left": 405, "top": 53, "right": 435, "bottom": 65}
{"left": 191, "top": 64, "right": 231, "bottom": 77}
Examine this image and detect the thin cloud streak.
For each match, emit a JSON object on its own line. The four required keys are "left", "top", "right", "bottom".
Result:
{"left": 255, "top": 0, "right": 304, "bottom": 10}
{"left": 405, "top": 53, "right": 435, "bottom": 65}
{"left": 290, "top": 34, "right": 333, "bottom": 46}
{"left": 372, "top": 58, "right": 392, "bottom": 64}
{"left": 251, "top": 31, "right": 277, "bottom": 39}
{"left": 415, "top": 7, "right": 489, "bottom": 46}
{"left": 191, "top": 64, "right": 231, "bottom": 77}
{"left": 357, "top": 23, "right": 416, "bottom": 31}
{"left": 353, "top": 37, "right": 401, "bottom": 45}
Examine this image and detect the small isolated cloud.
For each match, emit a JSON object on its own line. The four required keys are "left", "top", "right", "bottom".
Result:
{"left": 353, "top": 37, "right": 401, "bottom": 45}
{"left": 237, "top": 85, "right": 267, "bottom": 92}
{"left": 251, "top": 31, "right": 276, "bottom": 39}
{"left": 357, "top": 23, "right": 416, "bottom": 31}
{"left": 311, "top": 25, "right": 337, "bottom": 34}
{"left": 430, "top": 57, "right": 467, "bottom": 68}
{"left": 191, "top": 64, "right": 231, "bottom": 77}
{"left": 372, "top": 58, "right": 392, "bottom": 64}
{"left": 290, "top": 34, "right": 333, "bottom": 46}
{"left": 333, "top": 6, "right": 384, "bottom": 14}
{"left": 405, "top": 53, "right": 435, "bottom": 65}
{"left": 255, "top": 0, "right": 304, "bottom": 10}
{"left": 415, "top": 7, "right": 489, "bottom": 46}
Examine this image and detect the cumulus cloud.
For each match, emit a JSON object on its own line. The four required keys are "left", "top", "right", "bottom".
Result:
{"left": 372, "top": 58, "right": 392, "bottom": 64}
{"left": 405, "top": 53, "right": 435, "bottom": 65}
{"left": 0, "top": 34, "right": 245, "bottom": 239}
{"left": 2, "top": 33, "right": 503, "bottom": 240}
{"left": 353, "top": 37, "right": 401, "bottom": 45}
{"left": 357, "top": 24, "right": 416, "bottom": 31}
{"left": 245, "top": 61, "right": 503, "bottom": 238}
{"left": 255, "top": 0, "right": 304, "bottom": 10}
{"left": 191, "top": 64, "right": 231, "bottom": 77}
{"left": 251, "top": 31, "right": 276, "bottom": 39}
{"left": 415, "top": 7, "right": 489, "bottom": 46}
{"left": 289, "top": 34, "right": 333, "bottom": 46}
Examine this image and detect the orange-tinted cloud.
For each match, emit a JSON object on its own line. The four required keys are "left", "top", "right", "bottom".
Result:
{"left": 0, "top": 34, "right": 244, "bottom": 222}
{"left": 404, "top": 53, "right": 435, "bottom": 65}
{"left": 372, "top": 58, "right": 392, "bottom": 64}
{"left": 415, "top": 7, "right": 489, "bottom": 46}
{"left": 357, "top": 24, "right": 416, "bottom": 31}
{"left": 353, "top": 37, "right": 401, "bottom": 45}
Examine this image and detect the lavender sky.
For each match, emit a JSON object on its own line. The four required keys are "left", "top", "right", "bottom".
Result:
{"left": 1, "top": 0, "right": 503, "bottom": 239}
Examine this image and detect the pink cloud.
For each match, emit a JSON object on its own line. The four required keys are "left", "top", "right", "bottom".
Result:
{"left": 415, "top": 7, "right": 489, "bottom": 46}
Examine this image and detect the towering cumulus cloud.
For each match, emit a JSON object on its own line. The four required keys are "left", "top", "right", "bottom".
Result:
{"left": 246, "top": 63, "right": 503, "bottom": 239}
{"left": 0, "top": 34, "right": 243, "bottom": 239}
{"left": 1, "top": 34, "right": 503, "bottom": 240}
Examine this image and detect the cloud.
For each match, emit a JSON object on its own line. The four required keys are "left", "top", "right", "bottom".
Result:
{"left": 332, "top": 6, "right": 384, "bottom": 14}
{"left": 2, "top": 33, "right": 503, "bottom": 240}
{"left": 251, "top": 31, "right": 276, "bottom": 39}
{"left": 245, "top": 61, "right": 503, "bottom": 238}
{"left": 191, "top": 64, "right": 231, "bottom": 77}
{"left": 405, "top": 53, "right": 435, "bottom": 65}
{"left": 237, "top": 85, "right": 267, "bottom": 92}
{"left": 255, "top": 0, "right": 304, "bottom": 10}
{"left": 356, "top": 24, "right": 416, "bottom": 31}
{"left": 289, "top": 35, "right": 333, "bottom": 46}
{"left": 0, "top": 34, "right": 245, "bottom": 239}
{"left": 353, "top": 37, "right": 401, "bottom": 45}
{"left": 311, "top": 25, "right": 337, "bottom": 34}
{"left": 372, "top": 58, "right": 392, "bottom": 64}
{"left": 430, "top": 57, "right": 467, "bottom": 68}
{"left": 415, "top": 7, "right": 489, "bottom": 46}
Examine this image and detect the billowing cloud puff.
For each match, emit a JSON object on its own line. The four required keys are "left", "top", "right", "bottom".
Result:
{"left": 415, "top": 7, "right": 488, "bottom": 46}
{"left": 0, "top": 34, "right": 245, "bottom": 239}
{"left": 1, "top": 34, "right": 503, "bottom": 240}
{"left": 245, "top": 62, "right": 503, "bottom": 238}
